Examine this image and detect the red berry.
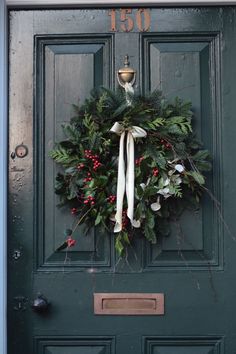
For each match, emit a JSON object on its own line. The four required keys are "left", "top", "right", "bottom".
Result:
{"left": 67, "top": 237, "right": 76, "bottom": 248}
{"left": 71, "top": 207, "right": 78, "bottom": 215}
{"left": 165, "top": 143, "right": 171, "bottom": 149}
{"left": 153, "top": 168, "right": 159, "bottom": 177}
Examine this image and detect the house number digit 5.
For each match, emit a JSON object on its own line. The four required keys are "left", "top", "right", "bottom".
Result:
{"left": 108, "top": 9, "right": 151, "bottom": 32}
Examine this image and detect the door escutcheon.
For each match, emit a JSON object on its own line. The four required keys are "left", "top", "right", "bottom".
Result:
{"left": 13, "top": 296, "right": 28, "bottom": 311}
{"left": 15, "top": 144, "right": 28, "bottom": 158}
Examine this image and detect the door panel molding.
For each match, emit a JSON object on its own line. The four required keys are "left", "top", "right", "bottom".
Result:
{"left": 34, "top": 34, "right": 113, "bottom": 271}
{"left": 142, "top": 33, "right": 223, "bottom": 270}
{"left": 144, "top": 336, "right": 224, "bottom": 354}
{"left": 34, "top": 337, "right": 116, "bottom": 354}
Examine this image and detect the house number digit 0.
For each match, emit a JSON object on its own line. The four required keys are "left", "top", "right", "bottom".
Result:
{"left": 108, "top": 9, "right": 151, "bottom": 32}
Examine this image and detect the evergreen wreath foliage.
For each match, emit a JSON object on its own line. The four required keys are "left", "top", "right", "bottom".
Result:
{"left": 50, "top": 87, "right": 211, "bottom": 256}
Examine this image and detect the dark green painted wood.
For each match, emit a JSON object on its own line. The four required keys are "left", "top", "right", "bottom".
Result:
{"left": 0, "top": 0, "right": 7, "bottom": 352}
{"left": 8, "top": 7, "right": 236, "bottom": 354}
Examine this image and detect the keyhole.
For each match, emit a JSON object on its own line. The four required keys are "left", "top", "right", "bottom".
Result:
{"left": 13, "top": 250, "right": 21, "bottom": 260}
{"left": 15, "top": 145, "right": 28, "bottom": 158}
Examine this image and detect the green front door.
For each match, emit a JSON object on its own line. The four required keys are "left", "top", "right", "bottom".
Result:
{"left": 8, "top": 7, "right": 236, "bottom": 354}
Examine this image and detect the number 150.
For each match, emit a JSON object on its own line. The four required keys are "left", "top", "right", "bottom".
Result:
{"left": 108, "top": 9, "right": 151, "bottom": 32}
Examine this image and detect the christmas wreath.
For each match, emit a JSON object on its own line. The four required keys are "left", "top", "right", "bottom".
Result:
{"left": 50, "top": 87, "right": 211, "bottom": 256}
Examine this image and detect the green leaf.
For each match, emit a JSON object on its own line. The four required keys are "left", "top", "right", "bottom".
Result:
{"left": 56, "top": 241, "right": 68, "bottom": 251}
{"left": 62, "top": 123, "right": 81, "bottom": 143}
{"left": 95, "top": 213, "right": 102, "bottom": 226}
{"left": 192, "top": 150, "right": 210, "bottom": 161}
{"left": 167, "top": 116, "right": 192, "bottom": 135}
{"left": 146, "top": 209, "right": 155, "bottom": 228}
{"left": 97, "top": 175, "right": 109, "bottom": 187}
{"left": 122, "top": 232, "right": 131, "bottom": 245}
{"left": 152, "top": 117, "right": 165, "bottom": 126}
{"left": 115, "top": 234, "right": 124, "bottom": 256}
{"left": 49, "top": 147, "right": 79, "bottom": 166}
{"left": 144, "top": 224, "right": 157, "bottom": 243}
{"left": 145, "top": 146, "right": 166, "bottom": 169}
{"left": 144, "top": 186, "right": 158, "bottom": 198}
{"left": 135, "top": 185, "right": 144, "bottom": 200}
{"left": 68, "top": 181, "right": 78, "bottom": 200}
{"left": 135, "top": 202, "right": 145, "bottom": 220}
{"left": 65, "top": 166, "right": 77, "bottom": 174}
{"left": 189, "top": 171, "right": 205, "bottom": 185}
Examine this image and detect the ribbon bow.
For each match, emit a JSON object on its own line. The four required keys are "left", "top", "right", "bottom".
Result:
{"left": 110, "top": 122, "right": 147, "bottom": 233}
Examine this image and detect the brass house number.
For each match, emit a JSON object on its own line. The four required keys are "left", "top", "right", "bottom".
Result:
{"left": 108, "top": 9, "right": 151, "bottom": 32}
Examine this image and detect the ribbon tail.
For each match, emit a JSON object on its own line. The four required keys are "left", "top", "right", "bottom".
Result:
{"left": 124, "top": 82, "right": 134, "bottom": 106}
{"left": 126, "top": 132, "right": 135, "bottom": 225}
{"left": 114, "top": 131, "right": 126, "bottom": 233}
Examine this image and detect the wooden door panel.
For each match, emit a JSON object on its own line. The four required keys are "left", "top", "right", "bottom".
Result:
{"left": 144, "top": 337, "right": 223, "bottom": 354}
{"left": 35, "top": 338, "right": 115, "bottom": 354}
{"left": 142, "top": 34, "right": 222, "bottom": 269}
{"left": 35, "top": 35, "right": 113, "bottom": 269}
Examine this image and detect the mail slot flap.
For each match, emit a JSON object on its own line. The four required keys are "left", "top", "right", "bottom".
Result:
{"left": 94, "top": 293, "right": 164, "bottom": 315}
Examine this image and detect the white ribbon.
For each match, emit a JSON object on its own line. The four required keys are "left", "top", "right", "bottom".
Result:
{"left": 110, "top": 122, "right": 147, "bottom": 233}
{"left": 124, "top": 82, "right": 134, "bottom": 106}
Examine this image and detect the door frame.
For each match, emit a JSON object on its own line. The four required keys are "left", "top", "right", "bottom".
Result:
{"left": 1, "top": 2, "right": 236, "bottom": 354}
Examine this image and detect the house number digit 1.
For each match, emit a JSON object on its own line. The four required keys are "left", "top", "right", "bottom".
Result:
{"left": 108, "top": 9, "right": 151, "bottom": 32}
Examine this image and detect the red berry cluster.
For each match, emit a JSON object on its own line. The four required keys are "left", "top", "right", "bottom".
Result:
{"left": 84, "top": 150, "right": 102, "bottom": 171}
{"left": 83, "top": 172, "right": 92, "bottom": 183}
{"left": 153, "top": 168, "right": 159, "bottom": 177}
{"left": 77, "top": 163, "right": 84, "bottom": 170}
{"left": 67, "top": 236, "right": 76, "bottom": 248}
{"left": 122, "top": 211, "right": 129, "bottom": 230}
{"left": 135, "top": 156, "right": 144, "bottom": 166}
{"left": 160, "top": 139, "right": 172, "bottom": 150}
{"left": 71, "top": 207, "right": 78, "bottom": 215}
{"left": 107, "top": 195, "right": 116, "bottom": 204}
{"left": 84, "top": 195, "right": 95, "bottom": 206}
